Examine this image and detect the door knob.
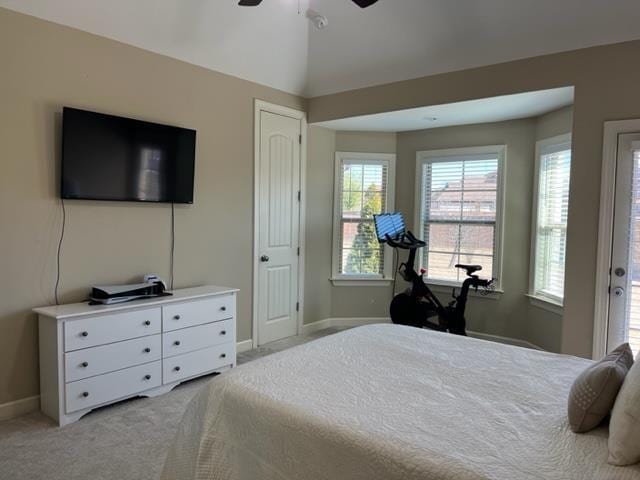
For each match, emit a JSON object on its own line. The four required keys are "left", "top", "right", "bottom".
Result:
{"left": 260, "top": 255, "right": 270, "bottom": 262}
{"left": 613, "top": 286, "right": 625, "bottom": 297}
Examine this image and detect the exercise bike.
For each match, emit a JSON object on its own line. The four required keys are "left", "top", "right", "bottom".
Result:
{"left": 373, "top": 212, "right": 494, "bottom": 336}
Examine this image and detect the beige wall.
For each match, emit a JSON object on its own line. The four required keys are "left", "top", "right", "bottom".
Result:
{"left": 396, "top": 119, "right": 537, "bottom": 343}
{"left": 0, "top": 7, "right": 630, "bottom": 409}
{"left": 309, "top": 40, "right": 640, "bottom": 358}
{"left": 332, "top": 131, "right": 397, "bottom": 318}
{"left": 397, "top": 107, "right": 573, "bottom": 352}
{"left": 308, "top": 111, "right": 573, "bottom": 350}
{"left": 308, "top": 109, "right": 573, "bottom": 350}
{"left": 0, "top": 8, "right": 304, "bottom": 405}
{"left": 304, "top": 130, "right": 397, "bottom": 323}
{"left": 304, "top": 126, "right": 336, "bottom": 324}
{"left": 334, "top": 131, "right": 398, "bottom": 155}
{"left": 535, "top": 106, "right": 573, "bottom": 141}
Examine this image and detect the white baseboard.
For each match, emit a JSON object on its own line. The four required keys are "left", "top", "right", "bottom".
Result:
{"left": 0, "top": 395, "right": 40, "bottom": 422}
{"left": 302, "top": 317, "right": 544, "bottom": 351}
{"left": 467, "top": 330, "right": 544, "bottom": 351}
{"left": 236, "top": 339, "right": 253, "bottom": 353}
{"left": 301, "top": 319, "right": 332, "bottom": 335}
{"left": 302, "top": 317, "right": 390, "bottom": 335}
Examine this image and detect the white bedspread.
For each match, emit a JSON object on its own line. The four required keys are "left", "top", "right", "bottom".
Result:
{"left": 162, "top": 324, "right": 640, "bottom": 480}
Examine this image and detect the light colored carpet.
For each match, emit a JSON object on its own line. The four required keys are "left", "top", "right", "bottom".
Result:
{"left": 0, "top": 327, "right": 348, "bottom": 480}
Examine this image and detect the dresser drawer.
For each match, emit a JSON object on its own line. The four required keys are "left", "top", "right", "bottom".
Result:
{"left": 66, "top": 361, "right": 161, "bottom": 413}
{"left": 64, "top": 308, "right": 161, "bottom": 352}
{"left": 163, "top": 320, "right": 233, "bottom": 358}
{"left": 163, "top": 295, "right": 234, "bottom": 332}
{"left": 163, "top": 344, "right": 234, "bottom": 384}
{"left": 65, "top": 334, "right": 161, "bottom": 382}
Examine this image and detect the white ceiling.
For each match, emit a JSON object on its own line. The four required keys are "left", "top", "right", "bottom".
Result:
{"left": 2, "top": 1, "right": 640, "bottom": 97}
{"left": 313, "top": 87, "right": 574, "bottom": 132}
{"left": 307, "top": 0, "right": 640, "bottom": 96}
{"left": 0, "top": 0, "right": 310, "bottom": 94}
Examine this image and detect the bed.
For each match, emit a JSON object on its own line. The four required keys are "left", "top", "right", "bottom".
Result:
{"left": 161, "top": 324, "right": 640, "bottom": 480}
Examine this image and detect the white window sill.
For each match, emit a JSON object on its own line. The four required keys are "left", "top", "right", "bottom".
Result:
{"left": 527, "top": 294, "right": 563, "bottom": 315}
{"left": 330, "top": 277, "right": 394, "bottom": 287}
{"left": 426, "top": 281, "right": 503, "bottom": 300}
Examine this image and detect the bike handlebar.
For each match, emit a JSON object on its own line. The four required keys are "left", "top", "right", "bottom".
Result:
{"left": 384, "top": 232, "right": 426, "bottom": 250}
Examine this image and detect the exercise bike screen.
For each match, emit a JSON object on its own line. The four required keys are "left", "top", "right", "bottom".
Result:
{"left": 374, "top": 213, "right": 406, "bottom": 242}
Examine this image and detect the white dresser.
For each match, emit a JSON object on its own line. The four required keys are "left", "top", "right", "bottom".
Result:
{"left": 34, "top": 285, "right": 238, "bottom": 426}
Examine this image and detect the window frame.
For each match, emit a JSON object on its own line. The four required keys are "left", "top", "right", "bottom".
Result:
{"left": 331, "top": 152, "right": 396, "bottom": 286}
{"left": 528, "top": 133, "right": 572, "bottom": 311}
{"left": 414, "top": 145, "right": 506, "bottom": 290}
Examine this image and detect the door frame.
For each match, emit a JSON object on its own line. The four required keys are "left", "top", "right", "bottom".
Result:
{"left": 252, "top": 99, "right": 307, "bottom": 348}
{"left": 593, "top": 119, "right": 640, "bottom": 359}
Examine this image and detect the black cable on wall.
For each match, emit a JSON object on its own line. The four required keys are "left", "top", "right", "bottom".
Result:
{"left": 54, "top": 199, "right": 177, "bottom": 303}
{"left": 54, "top": 198, "right": 66, "bottom": 305}
{"left": 170, "top": 201, "right": 175, "bottom": 291}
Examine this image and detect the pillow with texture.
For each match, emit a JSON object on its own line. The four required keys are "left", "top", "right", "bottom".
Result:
{"left": 609, "top": 351, "right": 640, "bottom": 465}
{"left": 567, "top": 343, "right": 633, "bottom": 433}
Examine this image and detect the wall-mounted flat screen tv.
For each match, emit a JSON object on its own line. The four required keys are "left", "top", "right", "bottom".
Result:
{"left": 61, "top": 107, "right": 196, "bottom": 203}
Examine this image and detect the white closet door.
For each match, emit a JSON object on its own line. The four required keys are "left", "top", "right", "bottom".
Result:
{"left": 257, "top": 111, "right": 301, "bottom": 345}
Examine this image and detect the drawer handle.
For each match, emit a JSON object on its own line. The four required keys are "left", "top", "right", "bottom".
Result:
{"left": 144, "top": 347, "right": 151, "bottom": 353}
{"left": 174, "top": 341, "right": 181, "bottom": 346}
{"left": 174, "top": 315, "right": 181, "bottom": 320}
{"left": 174, "top": 366, "right": 181, "bottom": 372}
{"left": 144, "top": 375, "right": 152, "bottom": 380}
{"left": 82, "top": 392, "right": 89, "bottom": 398}
{"left": 81, "top": 361, "right": 89, "bottom": 368}
{"left": 220, "top": 330, "right": 227, "bottom": 336}
{"left": 220, "top": 353, "right": 226, "bottom": 359}
{"left": 144, "top": 320, "right": 151, "bottom": 326}
{"left": 81, "top": 331, "right": 88, "bottom": 337}
{"left": 220, "top": 306, "right": 227, "bottom": 312}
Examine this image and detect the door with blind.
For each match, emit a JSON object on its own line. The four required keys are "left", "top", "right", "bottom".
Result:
{"left": 256, "top": 109, "right": 302, "bottom": 346}
{"left": 608, "top": 132, "right": 640, "bottom": 355}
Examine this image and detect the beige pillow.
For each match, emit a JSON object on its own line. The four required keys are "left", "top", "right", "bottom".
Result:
{"left": 567, "top": 343, "right": 633, "bottom": 433}
{"left": 609, "top": 351, "right": 640, "bottom": 465}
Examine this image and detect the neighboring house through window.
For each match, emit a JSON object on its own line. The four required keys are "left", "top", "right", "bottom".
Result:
{"left": 415, "top": 146, "right": 505, "bottom": 287}
{"left": 530, "top": 134, "right": 572, "bottom": 307}
{"left": 332, "top": 152, "right": 396, "bottom": 285}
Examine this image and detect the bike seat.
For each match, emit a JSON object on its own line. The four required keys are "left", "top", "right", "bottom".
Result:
{"left": 455, "top": 264, "right": 482, "bottom": 275}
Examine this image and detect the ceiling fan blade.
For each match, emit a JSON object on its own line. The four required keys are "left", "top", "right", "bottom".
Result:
{"left": 352, "top": 0, "right": 378, "bottom": 7}
{"left": 238, "top": 0, "right": 263, "bottom": 6}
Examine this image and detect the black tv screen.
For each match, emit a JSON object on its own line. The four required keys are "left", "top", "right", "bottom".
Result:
{"left": 61, "top": 107, "right": 196, "bottom": 203}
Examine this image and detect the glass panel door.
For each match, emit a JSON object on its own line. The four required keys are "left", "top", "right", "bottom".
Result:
{"left": 609, "top": 133, "right": 640, "bottom": 355}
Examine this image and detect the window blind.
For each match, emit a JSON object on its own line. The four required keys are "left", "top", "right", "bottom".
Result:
{"left": 628, "top": 148, "right": 640, "bottom": 354}
{"left": 338, "top": 161, "right": 388, "bottom": 275}
{"left": 419, "top": 155, "right": 499, "bottom": 283}
{"left": 533, "top": 147, "right": 571, "bottom": 302}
